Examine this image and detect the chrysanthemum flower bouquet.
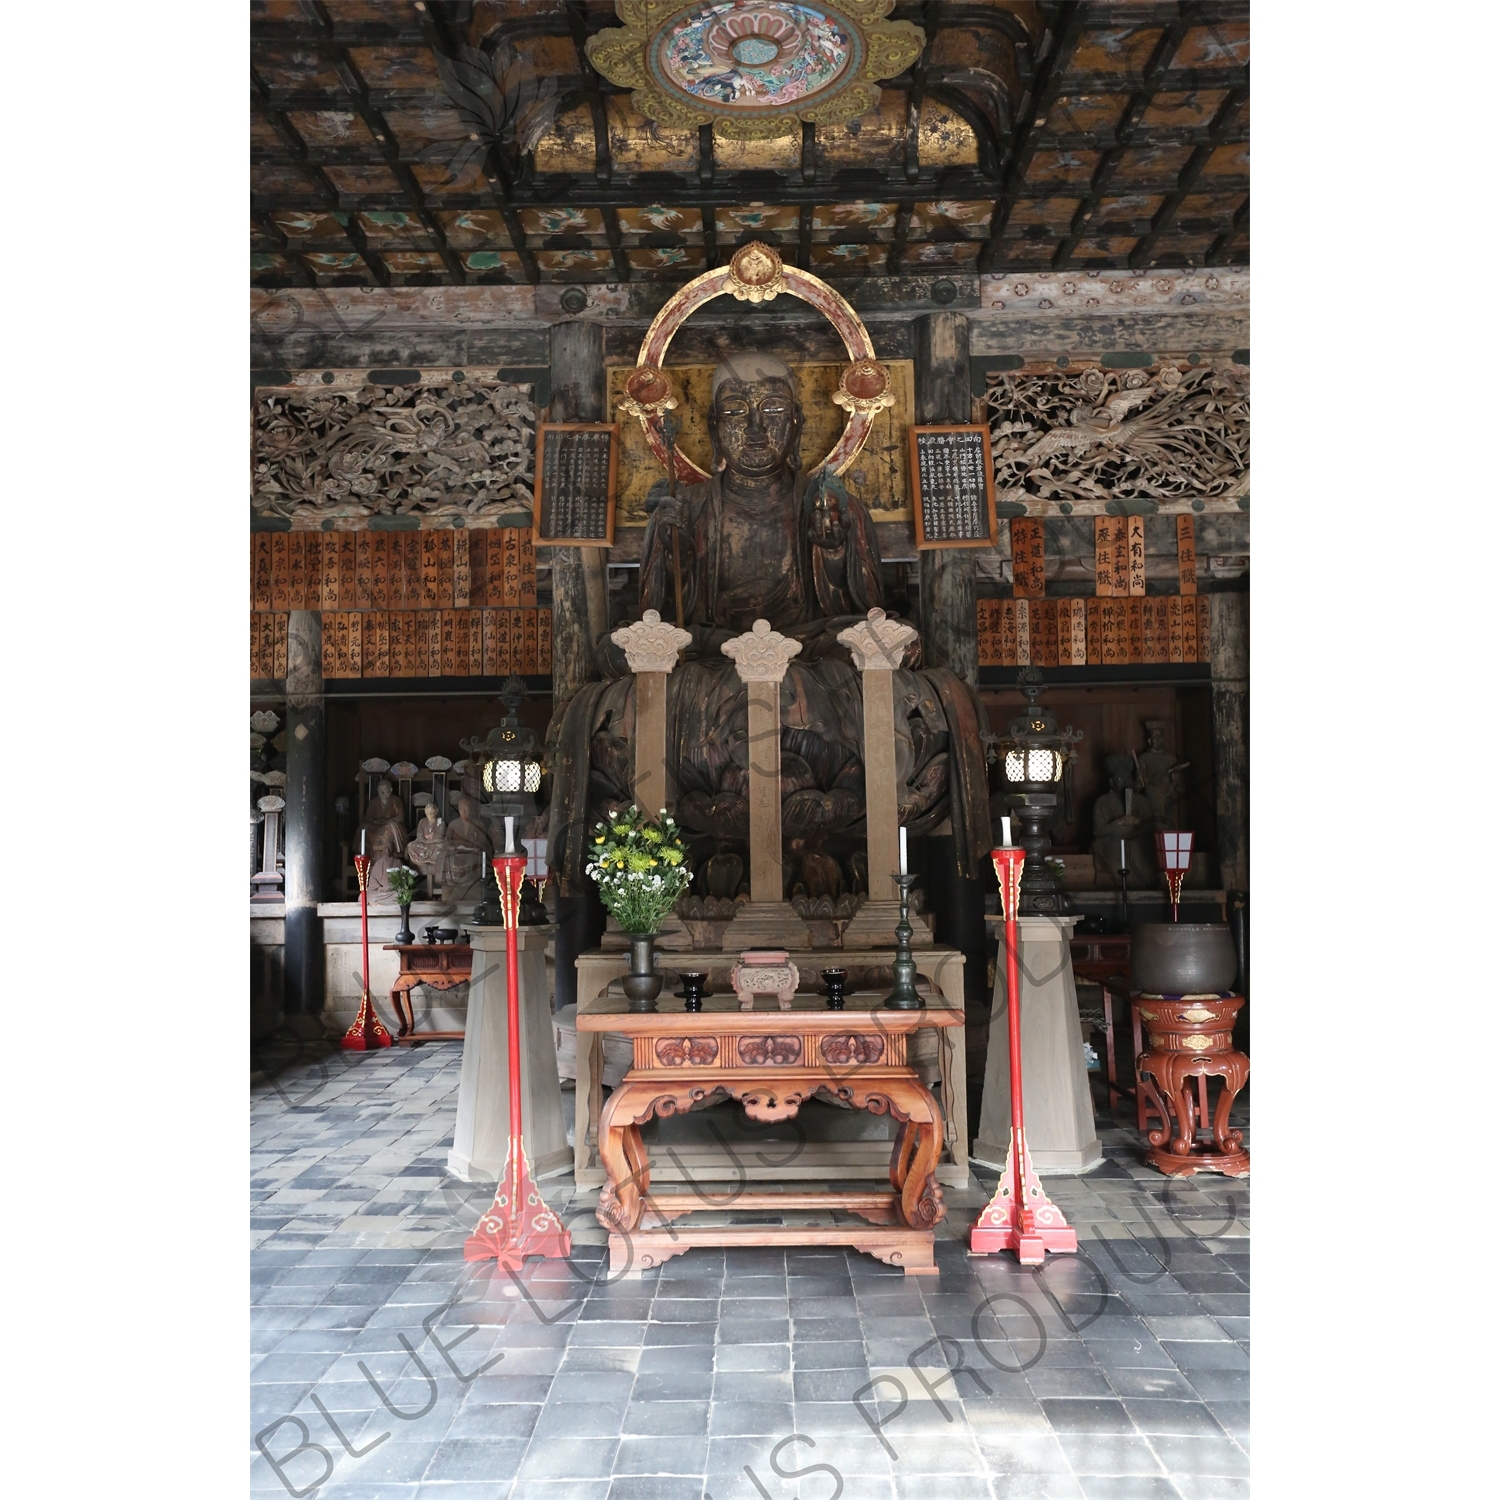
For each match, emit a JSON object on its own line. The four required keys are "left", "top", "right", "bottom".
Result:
{"left": 584, "top": 805, "right": 692, "bottom": 934}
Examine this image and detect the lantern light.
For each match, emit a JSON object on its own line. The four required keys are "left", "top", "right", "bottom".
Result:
{"left": 1154, "top": 829, "right": 1194, "bottom": 921}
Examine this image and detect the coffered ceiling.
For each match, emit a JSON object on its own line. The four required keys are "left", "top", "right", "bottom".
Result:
{"left": 251, "top": 1, "right": 1248, "bottom": 288}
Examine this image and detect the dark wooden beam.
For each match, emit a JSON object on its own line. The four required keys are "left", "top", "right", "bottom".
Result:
{"left": 254, "top": 209, "right": 318, "bottom": 287}
{"left": 1050, "top": 4, "right": 1208, "bottom": 271}
{"left": 565, "top": 0, "right": 613, "bottom": 185}
{"left": 703, "top": 205, "right": 719, "bottom": 268}
{"left": 1129, "top": 86, "right": 1248, "bottom": 267}
{"left": 298, "top": 2, "right": 467, "bottom": 283}
{"left": 1204, "top": 194, "right": 1249, "bottom": 265}
{"left": 797, "top": 204, "right": 813, "bottom": 271}
{"left": 604, "top": 205, "right": 630, "bottom": 281}
{"left": 977, "top": 0, "right": 1089, "bottom": 273}
{"left": 887, "top": 201, "right": 914, "bottom": 276}
{"left": 251, "top": 71, "right": 391, "bottom": 286}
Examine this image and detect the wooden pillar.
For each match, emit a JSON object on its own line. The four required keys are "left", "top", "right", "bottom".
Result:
{"left": 721, "top": 619, "right": 809, "bottom": 949}
{"left": 283, "top": 609, "right": 325, "bottom": 1036}
{"left": 838, "top": 609, "right": 933, "bottom": 947}
{"left": 548, "top": 320, "right": 609, "bottom": 708}
{"left": 610, "top": 609, "right": 692, "bottom": 817}
{"left": 1210, "top": 591, "right": 1249, "bottom": 892}
{"left": 915, "top": 311, "right": 978, "bottom": 687}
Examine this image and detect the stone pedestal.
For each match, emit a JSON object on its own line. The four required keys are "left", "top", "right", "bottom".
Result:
{"left": 974, "top": 915, "right": 1101, "bottom": 1175}
{"left": 448, "top": 925, "right": 571, "bottom": 1182}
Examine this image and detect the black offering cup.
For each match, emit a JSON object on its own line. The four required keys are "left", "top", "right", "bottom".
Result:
{"left": 820, "top": 968, "right": 848, "bottom": 1011}
{"left": 676, "top": 972, "right": 709, "bottom": 1013}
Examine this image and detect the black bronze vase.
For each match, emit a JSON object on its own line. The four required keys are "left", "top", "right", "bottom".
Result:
{"left": 622, "top": 933, "right": 663, "bottom": 1012}
{"left": 395, "top": 905, "right": 414, "bottom": 946}
{"left": 677, "top": 971, "right": 708, "bottom": 1013}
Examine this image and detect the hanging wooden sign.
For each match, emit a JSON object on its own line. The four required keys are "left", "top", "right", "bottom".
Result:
{"left": 1177, "top": 514, "right": 1198, "bottom": 595}
{"left": 1127, "top": 516, "right": 1147, "bottom": 597}
{"left": 1093, "top": 517, "right": 1115, "bottom": 597}
{"left": 1010, "top": 516, "right": 1046, "bottom": 598}
{"left": 908, "top": 425, "right": 998, "bottom": 549}
{"left": 534, "top": 423, "right": 618, "bottom": 547}
{"left": 538, "top": 607, "right": 553, "bottom": 675}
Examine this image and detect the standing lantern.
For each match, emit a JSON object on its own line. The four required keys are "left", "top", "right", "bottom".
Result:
{"left": 1155, "top": 830, "right": 1194, "bottom": 922}
{"left": 970, "top": 829, "right": 1077, "bottom": 1266}
{"left": 341, "top": 851, "right": 392, "bottom": 1051}
{"left": 464, "top": 825, "right": 572, "bottom": 1269}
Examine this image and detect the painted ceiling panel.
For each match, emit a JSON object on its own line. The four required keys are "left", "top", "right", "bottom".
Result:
{"left": 1174, "top": 22, "right": 1251, "bottom": 69}
{"left": 346, "top": 46, "right": 445, "bottom": 93}
{"left": 287, "top": 110, "right": 377, "bottom": 149}
{"left": 617, "top": 205, "right": 704, "bottom": 235}
{"left": 250, "top": 2, "right": 1248, "bottom": 287}
{"left": 1042, "top": 94, "right": 1129, "bottom": 134}
{"left": 1068, "top": 26, "right": 1163, "bottom": 76}
{"left": 520, "top": 206, "right": 606, "bottom": 237}
{"left": 437, "top": 209, "right": 512, "bottom": 249}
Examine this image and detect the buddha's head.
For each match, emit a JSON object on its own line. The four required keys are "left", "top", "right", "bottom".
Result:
{"left": 708, "top": 353, "right": 801, "bottom": 481}
{"left": 375, "top": 778, "right": 394, "bottom": 803}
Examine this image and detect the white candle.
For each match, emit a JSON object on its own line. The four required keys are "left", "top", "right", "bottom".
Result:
{"left": 1119, "top": 839, "right": 1127, "bottom": 871}
{"left": 1001, "top": 816, "right": 1012, "bottom": 847}
{"left": 360, "top": 829, "right": 365, "bottom": 855}
{"left": 504, "top": 815, "right": 515, "bottom": 854}
{"left": 898, "top": 826, "right": 907, "bottom": 875}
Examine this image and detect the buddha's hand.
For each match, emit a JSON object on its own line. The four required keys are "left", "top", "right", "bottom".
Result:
{"left": 810, "top": 488, "right": 846, "bottom": 549}
{"left": 651, "top": 495, "right": 689, "bottom": 532}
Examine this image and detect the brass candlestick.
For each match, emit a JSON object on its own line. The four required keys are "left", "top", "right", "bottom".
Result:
{"left": 882, "top": 872, "right": 924, "bottom": 1011}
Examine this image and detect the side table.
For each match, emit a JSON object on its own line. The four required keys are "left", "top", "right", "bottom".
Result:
{"left": 1135, "top": 993, "right": 1249, "bottom": 1177}
{"left": 384, "top": 942, "right": 472, "bottom": 1045}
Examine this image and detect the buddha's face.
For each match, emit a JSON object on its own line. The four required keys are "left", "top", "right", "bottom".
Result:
{"left": 711, "top": 377, "right": 800, "bottom": 480}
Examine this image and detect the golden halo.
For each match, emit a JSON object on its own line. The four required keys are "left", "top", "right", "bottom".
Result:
{"left": 620, "top": 241, "right": 889, "bottom": 482}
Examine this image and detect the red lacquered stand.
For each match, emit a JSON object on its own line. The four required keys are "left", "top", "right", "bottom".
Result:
{"left": 464, "top": 855, "right": 572, "bottom": 1269}
{"left": 341, "top": 853, "right": 393, "bottom": 1051}
{"left": 970, "top": 843, "right": 1077, "bottom": 1266}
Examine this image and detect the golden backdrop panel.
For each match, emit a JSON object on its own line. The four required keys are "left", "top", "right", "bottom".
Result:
{"left": 607, "top": 358, "right": 914, "bottom": 526}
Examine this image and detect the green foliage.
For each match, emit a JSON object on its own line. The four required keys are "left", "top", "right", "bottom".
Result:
{"left": 387, "top": 866, "right": 421, "bottom": 906}
{"left": 585, "top": 805, "right": 692, "bottom": 935}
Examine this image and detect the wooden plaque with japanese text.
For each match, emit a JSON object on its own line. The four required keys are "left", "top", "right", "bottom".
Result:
{"left": 1010, "top": 516, "right": 1046, "bottom": 598}
{"left": 534, "top": 423, "right": 618, "bottom": 546}
{"left": 1126, "top": 516, "right": 1147, "bottom": 597}
{"left": 1177, "top": 515, "right": 1198, "bottom": 595}
{"left": 1014, "top": 598, "right": 1031, "bottom": 666}
{"left": 1086, "top": 597, "right": 1103, "bottom": 665}
{"left": 909, "top": 425, "right": 997, "bottom": 549}
{"left": 1093, "top": 517, "right": 1115, "bottom": 597}
{"left": 538, "top": 608, "right": 553, "bottom": 674}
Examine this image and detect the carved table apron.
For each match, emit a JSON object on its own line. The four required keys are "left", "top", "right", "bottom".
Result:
{"left": 577, "top": 1003, "right": 966, "bottom": 1275}
{"left": 571, "top": 947, "right": 970, "bottom": 1190}
{"left": 383, "top": 942, "right": 472, "bottom": 1045}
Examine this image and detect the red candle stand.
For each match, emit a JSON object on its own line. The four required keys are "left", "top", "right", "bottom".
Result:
{"left": 464, "top": 854, "right": 572, "bottom": 1269}
{"left": 341, "top": 852, "right": 393, "bottom": 1051}
{"left": 970, "top": 843, "right": 1077, "bottom": 1266}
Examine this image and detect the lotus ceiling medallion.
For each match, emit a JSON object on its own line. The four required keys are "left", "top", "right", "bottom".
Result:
{"left": 585, "top": 1, "right": 923, "bottom": 141}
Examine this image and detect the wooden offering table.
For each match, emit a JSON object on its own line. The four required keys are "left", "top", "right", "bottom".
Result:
{"left": 571, "top": 946, "right": 970, "bottom": 1189}
{"left": 577, "top": 999, "right": 965, "bottom": 1275}
{"left": 383, "top": 942, "right": 472, "bottom": 1045}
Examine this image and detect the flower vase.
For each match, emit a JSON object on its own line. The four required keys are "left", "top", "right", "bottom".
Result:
{"left": 395, "top": 904, "right": 414, "bottom": 946}
{"left": 622, "top": 933, "right": 663, "bottom": 1012}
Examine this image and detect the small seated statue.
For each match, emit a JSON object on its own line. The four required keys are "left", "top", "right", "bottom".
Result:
{"left": 444, "top": 793, "right": 493, "bottom": 901}
{"left": 362, "top": 779, "right": 408, "bottom": 860}
{"left": 408, "top": 801, "right": 448, "bottom": 894}
{"left": 1091, "top": 753, "right": 1156, "bottom": 890}
{"left": 549, "top": 353, "right": 990, "bottom": 893}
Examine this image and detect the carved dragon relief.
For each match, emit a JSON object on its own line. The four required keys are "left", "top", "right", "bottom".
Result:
{"left": 985, "top": 365, "right": 1249, "bottom": 516}
{"left": 252, "top": 379, "right": 537, "bottom": 525}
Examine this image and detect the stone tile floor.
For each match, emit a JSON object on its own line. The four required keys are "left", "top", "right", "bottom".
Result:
{"left": 251, "top": 1039, "right": 1249, "bottom": 1499}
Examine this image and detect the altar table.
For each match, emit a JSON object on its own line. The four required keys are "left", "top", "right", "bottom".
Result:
{"left": 571, "top": 946, "right": 970, "bottom": 1189}
{"left": 577, "top": 999, "right": 965, "bottom": 1275}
